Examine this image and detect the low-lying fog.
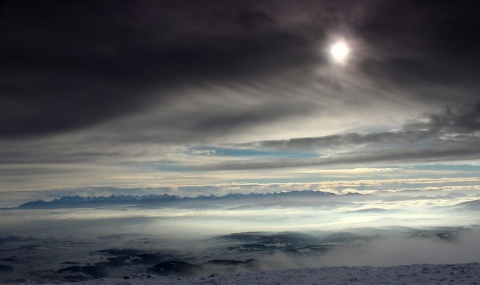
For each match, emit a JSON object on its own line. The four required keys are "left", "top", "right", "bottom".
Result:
{"left": 1, "top": 191, "right": 480, "bottom": 283}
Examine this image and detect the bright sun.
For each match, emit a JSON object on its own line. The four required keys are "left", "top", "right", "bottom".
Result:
{"left": 330, "top": 41, "right": 350, "bottom": 64}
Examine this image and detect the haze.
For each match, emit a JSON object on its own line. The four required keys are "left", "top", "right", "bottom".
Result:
{"left": 1, "top": 0, "right": 479, "bottom": 283}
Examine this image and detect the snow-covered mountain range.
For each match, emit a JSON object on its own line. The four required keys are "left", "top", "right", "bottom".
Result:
{"left": 17, "top": 190, "right": 346, "bottom": 208}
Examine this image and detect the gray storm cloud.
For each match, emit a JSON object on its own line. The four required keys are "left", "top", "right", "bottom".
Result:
{"left": 1, "top": 0, "right": 480, "bottom": 204}
{"left": 1, "top": 0, "right": 478, "bottom": 141}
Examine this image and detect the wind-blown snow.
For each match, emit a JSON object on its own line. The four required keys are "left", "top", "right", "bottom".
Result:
{"left": 17, "top": 263, "right": 480, "bottom": 285}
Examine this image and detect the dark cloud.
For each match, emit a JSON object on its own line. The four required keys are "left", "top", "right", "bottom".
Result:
{"left": 253, "top": 103, "right": 480, "bottom": 150}
{"left": 356, "top": 0, "right": 480, "bottom": 105}
{"left": 196, "top": 105, "right": 480, "bottom": 170}
{"left": 0, "top": 0, "right": 327, "bottom": 139}
{"left": 1, "top": 0, "right": 480, "bottom": 190}
{"left": 2, "top": 0, "right": 478, "bottom": 141}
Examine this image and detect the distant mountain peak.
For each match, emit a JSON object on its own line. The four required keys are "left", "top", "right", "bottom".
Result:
{"left": 17, "top": 190, "right": 343, "bottom": 209}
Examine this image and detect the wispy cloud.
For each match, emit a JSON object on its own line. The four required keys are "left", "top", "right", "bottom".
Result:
{"left": 1, "top": 0, "right": 480, "bottom": 202}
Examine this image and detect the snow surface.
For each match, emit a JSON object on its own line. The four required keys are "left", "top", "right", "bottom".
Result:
{"left": 17, "top": 263, "right": 480, "bottom": 285}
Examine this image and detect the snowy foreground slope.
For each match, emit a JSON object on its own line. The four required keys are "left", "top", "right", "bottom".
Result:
{"left": 18, "top": 263, "right": 480, "bottom": 285}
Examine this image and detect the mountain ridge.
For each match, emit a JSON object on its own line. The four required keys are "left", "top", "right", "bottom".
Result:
{"left": 17, "top": 190, "right": 345, "bottom": 209}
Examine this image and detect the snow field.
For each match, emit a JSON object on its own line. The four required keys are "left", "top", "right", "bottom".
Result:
{"left": 18, "top": 262, "right": 480, "bottom": 285}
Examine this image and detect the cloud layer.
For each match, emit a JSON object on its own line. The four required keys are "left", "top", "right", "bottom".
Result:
{"left": 1, "top": 0, "right": 480, "bottom": 201}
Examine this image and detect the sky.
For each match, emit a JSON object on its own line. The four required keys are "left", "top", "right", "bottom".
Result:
{"left": 1, "top": 0, "right": 480, "bottom": 207}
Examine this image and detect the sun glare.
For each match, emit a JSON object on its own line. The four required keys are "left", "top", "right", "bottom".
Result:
{"left": 330, "top": 41, "right": 350, "bottom": 64}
